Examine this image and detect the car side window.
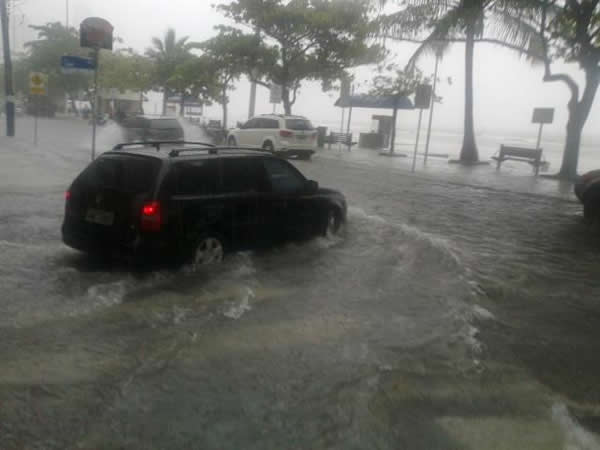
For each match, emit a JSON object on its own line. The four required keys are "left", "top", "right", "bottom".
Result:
{"left": 263, "top": 158, "right": 306, "bottom": 195}
{"left": 222, "top": 158, "right": 268, "bottom": 193}
{"left": 175, "top": 160, "right": 219, "bottom": 195}
{"left": 267, "top": 119, "right": 279, "bottom": 129}
{"left": 245, "top": 118, "right": 258, "bottom": 129}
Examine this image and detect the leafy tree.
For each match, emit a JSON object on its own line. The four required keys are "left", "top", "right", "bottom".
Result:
{"left": 217, "top": 0, "right": 383, "bottom": 115}
{"left": 24, "top": 22, "right": 91, "bottom": 111}
{"left": 99, "top": 50, "right": 155, "bottom": 111}
{"left": 167, "top": 55, "right": 219, "bottom": 117}
{"left": 369, "top": 65, "right": 424, "bottom": 152}
{"left": 533, "top": 0, "right": 600, "bottom": 180}
{"left": 200, "top": 26, "right": 276, "bottom": 128}
{"left": 378, "top": 0, "right": 540, "bottom": 163}
{"left": 146, "top": 28, "right": 194, "bottom": 115}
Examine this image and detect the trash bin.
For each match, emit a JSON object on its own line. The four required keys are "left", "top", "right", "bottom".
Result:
{"left": 317, "top": 126, "right": 328, "bottom": 148}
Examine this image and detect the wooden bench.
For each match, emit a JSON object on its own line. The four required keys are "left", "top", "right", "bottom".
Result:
{"left": 328, "top": 132, "right": 354, "bottom": 150}
{"left": 492, "top": 145, "right": 543, "bottom": 175}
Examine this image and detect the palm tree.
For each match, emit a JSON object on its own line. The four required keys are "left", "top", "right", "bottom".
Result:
{"left": 378, "top": 0, "right": 539, "bottom": 163}
{"left": 146, "top": 28, "right": 193, "bottom": 115}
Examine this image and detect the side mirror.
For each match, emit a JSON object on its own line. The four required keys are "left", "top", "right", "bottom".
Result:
{"left": 306, "top": 180, "right": 319, "bottom": 193}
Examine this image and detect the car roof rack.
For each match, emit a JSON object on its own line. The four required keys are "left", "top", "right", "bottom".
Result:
{"left": 168, "top": 146, "right": 268, "bottom": 157}
{"left": 112, "top": 141, "right": 215, "bottom": 151}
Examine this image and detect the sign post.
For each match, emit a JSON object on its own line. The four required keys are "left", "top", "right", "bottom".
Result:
{"left": 29, "top": 72, "right": 47, "bottom": 146}
{"left": 269, "top": 84, "right": 282, "bottom": 114}
{"left": 532, "top": 107, "right": 554, "bottom": 151}
{"left": 80, "top": 17, "right": 113, "bottom": 161}
{"left": 424, "top": 54, "right": 440, "bottom": 165}
{"left": 91, "top": 48, "right": 99, "bottom": 160}
{"left": 411, "top": 84, "right": 432, "bottom": 172}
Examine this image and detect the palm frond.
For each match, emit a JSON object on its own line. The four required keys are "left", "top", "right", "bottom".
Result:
{"left": 377, "top": 3, "right": 452, "bottom": 39}
{"left": 151, "top": 37, "right": 164, "bottom": 54}
{"left": 485, "top": 6, "right": 540, "bottom": 51}
{"left": 406, "top": 6, "right": 464, "bottom": 68}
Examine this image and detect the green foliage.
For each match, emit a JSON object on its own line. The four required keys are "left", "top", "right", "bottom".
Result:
{"left": 167, "top": 55, "right": 219, "bottom": 104}
{"left": 23, "top": 22, "right": 91, "bottom": 101}
{"left": 99, "top": 50, "right": 154, "bottom": 93}
{"left": 200, "top": 25, "right": 277, "bottom": 100}
{"left": 378, "top": 0, "right": 541, "bottom": 64}
{"left": 145, "top": 28, "right": 195, "bottom": 92}
{"left": 217, "top": 0, "right": 383, "bottom": 112}
{"left": 369, "top": 64, "right": 425, "bottom": 97}
{"left": 545, "top": 0, "right": 600, "bottom": 67}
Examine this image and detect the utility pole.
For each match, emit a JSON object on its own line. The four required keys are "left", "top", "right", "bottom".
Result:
{"left": 66, "top": 0, "right": 69, "bottom": 29}
{"left": 1, "top": 0, "right": 15, "bottom": 136}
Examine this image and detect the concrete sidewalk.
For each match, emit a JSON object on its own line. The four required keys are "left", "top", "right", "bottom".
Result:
{"left": 313, "top": 144, "right": 577, "bottom": 202}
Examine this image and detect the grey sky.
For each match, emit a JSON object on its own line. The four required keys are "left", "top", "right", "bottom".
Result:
{"left": 7, "top": 0, "right": 600, "bottom": 139}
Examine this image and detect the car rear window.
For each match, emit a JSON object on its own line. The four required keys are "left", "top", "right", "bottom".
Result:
{"left": 79, "top": 156, "right": 160, "bottom": 194}
{"left": 150, "top": 119, "right": 180, "bottom": 129}
{"left": 285, "top": 119, "right": 314, "bottom": 130}
{"left": 175, "top": 160, "right": 219, "bottom": 195}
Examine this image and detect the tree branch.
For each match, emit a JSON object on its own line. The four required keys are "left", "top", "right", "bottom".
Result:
{"left": 251, "top": 78, "right": 270, "bottom": 88}
{"left": 290, "top": 84, "right": 299, "bottom": 107}
{"left": 539, "top": 1, "right": 579, "bottom": 102}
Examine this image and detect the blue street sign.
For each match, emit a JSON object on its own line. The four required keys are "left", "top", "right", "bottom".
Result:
{"left": 61, "top": 56, "right": 96, "bottom": 73}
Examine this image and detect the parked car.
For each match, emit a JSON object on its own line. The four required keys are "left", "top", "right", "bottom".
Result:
{"left": 120, "top": 116, "right": 184, "bottom": 142}
{"left": 62, "top": 142, "right": 347, "bottom": 265}
{"left": 227, "top": 114, "right": 317, "bottom": 160}
{"left": 575, "top": 170, "right": 600, "bottom": 221}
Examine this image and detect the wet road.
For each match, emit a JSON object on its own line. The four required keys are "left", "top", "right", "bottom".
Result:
{"left": 1, "top": 118, "right": 600, "bottom": 449}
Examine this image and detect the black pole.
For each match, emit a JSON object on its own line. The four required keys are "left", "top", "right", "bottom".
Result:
{"left": 1, "top": 0, "right": 15, "bottom": 137}
{"left": 390, "top": 100, "right": 398, "bottom": 154}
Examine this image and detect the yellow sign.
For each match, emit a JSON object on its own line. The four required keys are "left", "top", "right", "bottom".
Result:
{"left": 29, "top": 72, "right": 48, "bottom": 96}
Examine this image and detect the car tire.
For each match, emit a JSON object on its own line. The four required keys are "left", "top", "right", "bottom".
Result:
{"left": 298, "top": 153, "right": 312, "bottom": 161}
{"left": 262, "top": 141, "right": 275, "bottom": 153}
{"left": 324, "top": 208, "right": 343, "bottom": 236}
{"left": 190, "top": 235, "right": 225, "bottom": 268}
{"left": 228, "top": 136, "right": 237, "bottom": 146}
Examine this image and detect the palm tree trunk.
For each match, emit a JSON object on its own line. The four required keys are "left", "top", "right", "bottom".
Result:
{"left": 459, "top": 22, "right": 479, "bottom": 163}
{"left": 221, "top": 88, "right": 228, "bottom": 130}
{"left": 162, "top": 88, "right": 168, "bottom": 116}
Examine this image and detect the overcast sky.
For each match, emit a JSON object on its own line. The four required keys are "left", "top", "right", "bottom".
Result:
{"left": 6, "top": 0, "right": 600, "bottom": 139}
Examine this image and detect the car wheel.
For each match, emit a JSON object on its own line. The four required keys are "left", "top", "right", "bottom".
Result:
{"left": 324, "top": 208, "right": 342, "bottom": 236}
{"left": 262, "top": 141, "right": 275, "bottom": 153}
{"left": 228, "top": 136, "right": 237, "bottom": 146}
{"left": 298, "top": 153, "right": 312, "bottom": 161}
{"left": 191, "top": 235, "right": 224, "bottom": 267}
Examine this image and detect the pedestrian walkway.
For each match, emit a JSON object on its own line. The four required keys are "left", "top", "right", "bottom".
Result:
{"left": 313, "top": 144, "right": 577, "bottom": 202}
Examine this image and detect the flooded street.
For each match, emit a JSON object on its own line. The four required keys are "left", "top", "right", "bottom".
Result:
{"left": 1, "top": 118, "right": 600, "bottom": 449}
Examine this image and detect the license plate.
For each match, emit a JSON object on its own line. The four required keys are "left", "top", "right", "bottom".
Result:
{"left": 85, "top": 209, "right": 115, "bottom": 226}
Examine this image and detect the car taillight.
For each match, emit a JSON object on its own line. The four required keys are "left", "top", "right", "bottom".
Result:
{"left": 141, "top": 201, "right": 161, "bottom": 232}
{"left": 64, "top": 191, "right": 71, "bottom": 213}
{"left": 280, "top": 130, "right": 293, "bottom": 138}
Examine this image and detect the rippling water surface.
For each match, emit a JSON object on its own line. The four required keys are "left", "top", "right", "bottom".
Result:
{"left": 1, "top": 118, "right": 600, "bottom": 449}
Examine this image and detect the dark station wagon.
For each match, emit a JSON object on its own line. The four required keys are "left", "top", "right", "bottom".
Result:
{"left": 62, "top": 142, "right": 347, "bottom": 265}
